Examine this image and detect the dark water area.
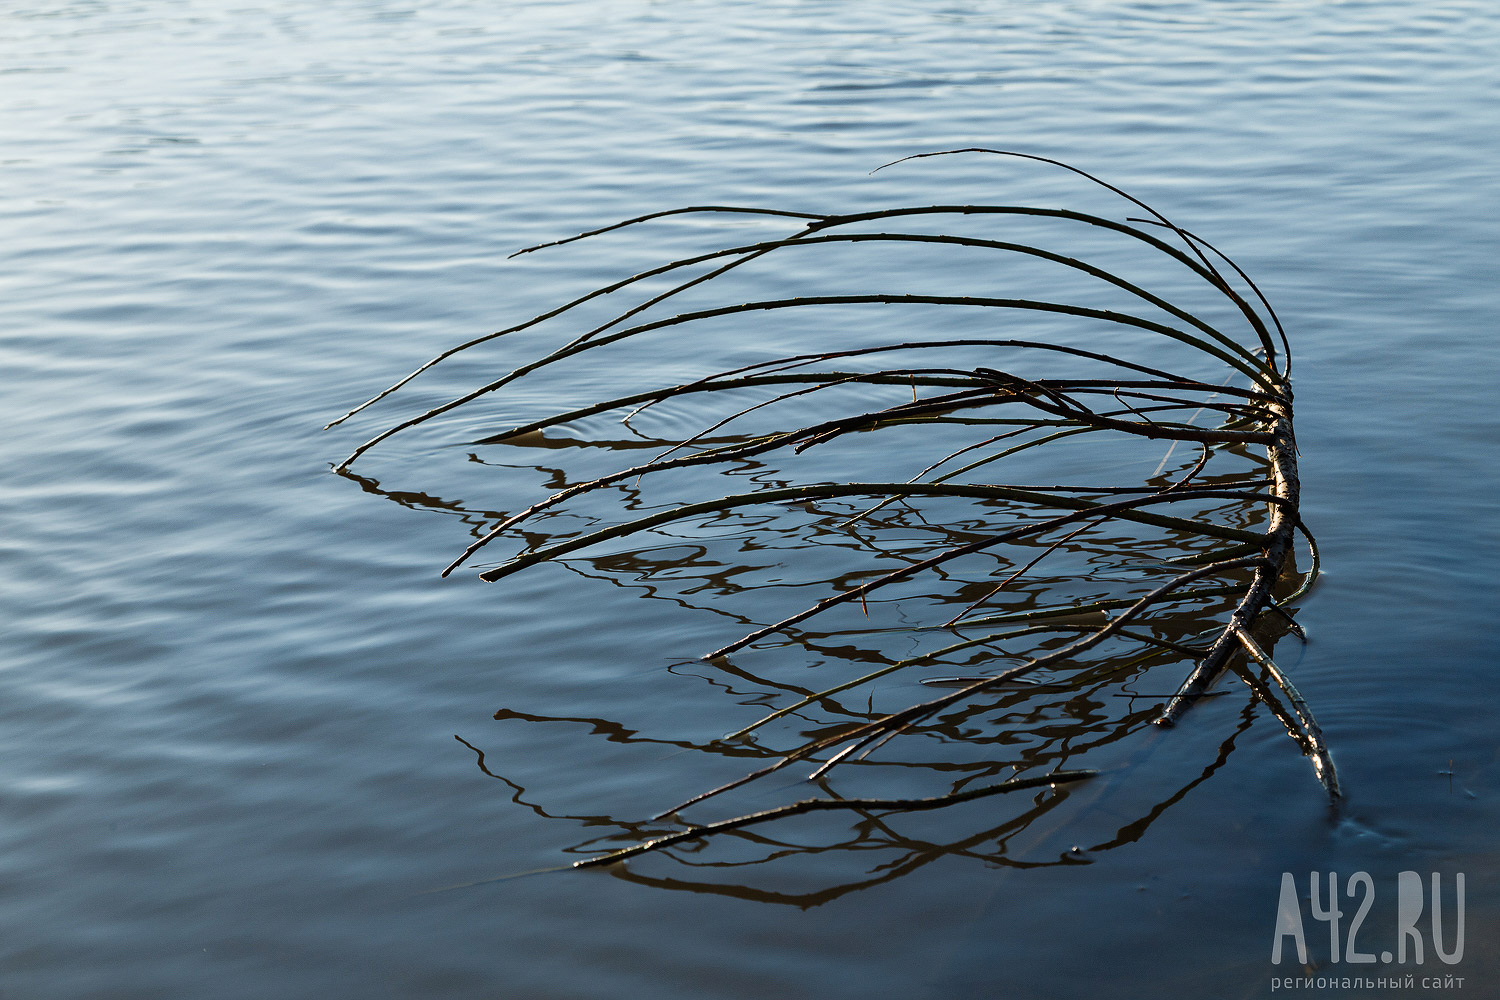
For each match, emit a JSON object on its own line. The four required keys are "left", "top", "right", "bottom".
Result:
{"left": 3, "top": 2, "right": 1498, "bottom": 997}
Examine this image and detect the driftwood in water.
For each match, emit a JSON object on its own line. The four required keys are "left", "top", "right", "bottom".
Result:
{"left": 330, "top": 150, "right": 1332, "bottom": 869}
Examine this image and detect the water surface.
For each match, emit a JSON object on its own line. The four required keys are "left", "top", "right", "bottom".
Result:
{"left": 2, "top": 2, "right": 1498, "bottom": 997}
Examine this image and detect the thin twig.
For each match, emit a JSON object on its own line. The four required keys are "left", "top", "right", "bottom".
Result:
{"left": 577, "top": 770, "right": 1097, "bottom": 869}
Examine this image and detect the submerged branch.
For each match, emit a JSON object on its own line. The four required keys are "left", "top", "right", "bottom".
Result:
{"left": 574, "top": 769, "right": 1096, "bottom": 869}
{"left": 330, "top": 156, "right": 1330, "bottom": 869}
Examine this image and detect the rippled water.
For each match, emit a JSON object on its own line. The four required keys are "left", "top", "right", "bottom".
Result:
{"left": 3, "top": 2, "right": 1498, "bottom": 997}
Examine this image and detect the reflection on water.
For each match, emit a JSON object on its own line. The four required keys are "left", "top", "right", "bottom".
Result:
{"left": 459, "top": 679, "right": 1265, "bottom": 907}
{"left": 344, "top": 408, "right": 1301, "bottom": 899}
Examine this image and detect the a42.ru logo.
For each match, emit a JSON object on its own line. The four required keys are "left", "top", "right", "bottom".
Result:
{"left": 1273, "top": 871, "right": 1465, "bottom": 965}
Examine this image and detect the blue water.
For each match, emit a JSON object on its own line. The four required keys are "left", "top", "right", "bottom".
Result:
{"left": 3, "top": 2, "right": 1499, "bottom": 997}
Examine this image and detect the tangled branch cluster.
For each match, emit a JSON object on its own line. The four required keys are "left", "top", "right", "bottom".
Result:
{"left": 330, "top": 151, "right": 1333, "bottom": 869}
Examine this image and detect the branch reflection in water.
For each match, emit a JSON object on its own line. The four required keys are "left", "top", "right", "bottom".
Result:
{"left": 349, "top": 446, "right": 1296, "bottom": 903}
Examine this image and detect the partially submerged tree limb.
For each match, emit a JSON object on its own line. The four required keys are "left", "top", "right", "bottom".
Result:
{"left": 1158, "top": 396, "right": 1301, "bottom": 725}
{"left": 331, "top": 152, "right": 1333, "bottom": 868}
